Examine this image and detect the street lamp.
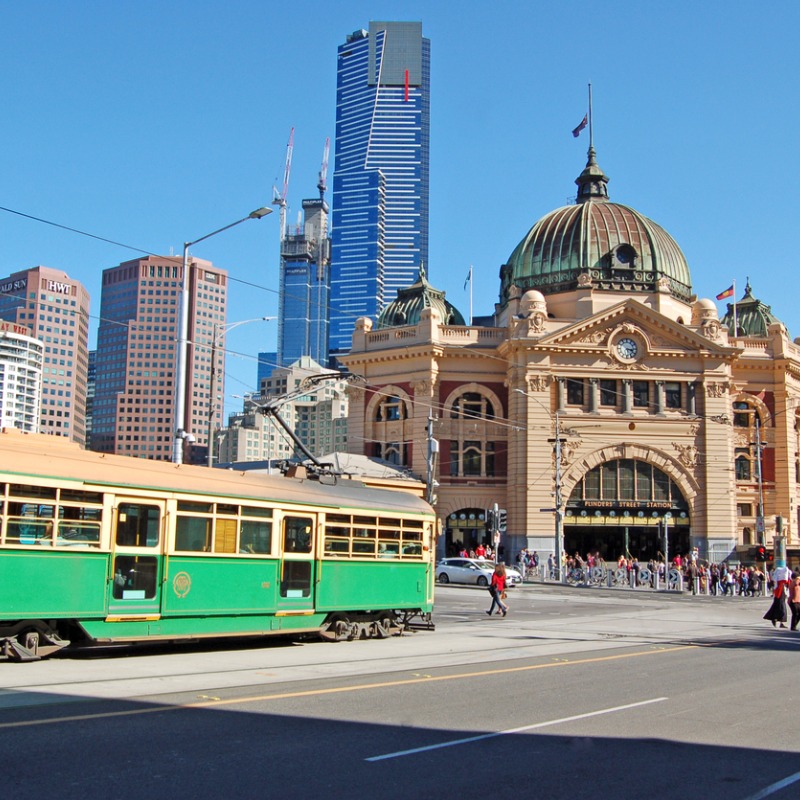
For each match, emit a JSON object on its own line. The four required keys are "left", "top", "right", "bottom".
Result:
{"left": 207, "top": 316, "right": 276, "bottom": 467}
{"left": 173, "top": 206, "right": 272, "bottom": 464}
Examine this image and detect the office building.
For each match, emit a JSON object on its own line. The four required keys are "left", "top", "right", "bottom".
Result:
{"left": 277, "top": 197, "right": 330, "bottom": 366}
{"left": 218, "top": 356, "right": 348, "bottom": 465}
{"left": 92, "top": 255, "right": 227, "bottom": 461}
{"left": 0, "top": 266, "right": 90, "bottom": 444}
{"left": 329, "top": 21, "right": 430, "bottom": 358}
{"left": 0, "top": 321, "right": 43, "bottom": 432}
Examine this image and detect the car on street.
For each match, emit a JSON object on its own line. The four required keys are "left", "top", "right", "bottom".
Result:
{"left": 436, "top": 558, "right": 523, "bottom": 587}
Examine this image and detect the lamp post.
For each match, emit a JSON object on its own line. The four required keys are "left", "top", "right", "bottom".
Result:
{"left": 173, "top": 206, "right": 272, "bottom": 464}
{"left": 207, "top": 317, "right": 276, "bottom": 467}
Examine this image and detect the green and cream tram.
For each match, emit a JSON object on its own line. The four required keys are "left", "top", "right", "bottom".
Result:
{"left": 0, "top": 429, "right": 436, "bottom": 660}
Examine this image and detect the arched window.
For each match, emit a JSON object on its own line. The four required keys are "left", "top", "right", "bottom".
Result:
{"left": 375, "top": 395, "right": 407, "bottom": 422}
{"left": 735, "top": 449, "right": 752, "bottom": 481}
{"left": 447, "top": 390, "right": 500, "bottom": 478}
{"left": 450, "top": 392, "right": 494, "bottom": 420}
{"left": 569, "top": 459, "right": 686, "bottom": 507}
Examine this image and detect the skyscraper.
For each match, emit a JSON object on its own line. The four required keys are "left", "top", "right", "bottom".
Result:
{"left": 329, "top": 21, "right": 430, "bottom": 358}
{"left": 92, "top": 255, "right": 227, "bottom": 461}
{"left": 0, "top": 266, "right": 90, "bottom": 444}
{"left": 277, "top": 197, "right": 330, "bottom": 367}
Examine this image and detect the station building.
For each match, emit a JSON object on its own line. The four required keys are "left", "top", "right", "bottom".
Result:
{"left": 341, "top": 147, "right": 800, "bottom": 565}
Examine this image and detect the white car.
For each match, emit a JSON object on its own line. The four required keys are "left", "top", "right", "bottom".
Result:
{"left": 436, "top": 558, "right": 522, "bottom": 587}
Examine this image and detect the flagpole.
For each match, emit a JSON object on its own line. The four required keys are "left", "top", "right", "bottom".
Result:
{"left": 733, "top": 279, "right": 738, "bottom": 337}
{"left": 469, "top": 264, "right": 473, "bottom": 326}
{"left": 588, "top": 82, "right": 593, "bottom": 149}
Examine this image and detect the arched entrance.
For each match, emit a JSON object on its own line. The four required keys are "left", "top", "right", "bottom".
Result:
{"left": 564, "top": 458, "right": 690, "bottom": 561}
{"left": 444, "top": 508, "right": 490, "bottom": 557}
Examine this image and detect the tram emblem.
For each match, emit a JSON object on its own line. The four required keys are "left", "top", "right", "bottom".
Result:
{"left": 173, "top": 571, "right": 192, "bottom": 598}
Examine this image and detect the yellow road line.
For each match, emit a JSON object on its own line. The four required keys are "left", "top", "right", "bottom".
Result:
{"left": 0, "top": 643, "right": 694, "bottom": 729}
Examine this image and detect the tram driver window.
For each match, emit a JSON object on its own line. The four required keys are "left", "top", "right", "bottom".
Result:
{"left": 112, "top": 555, "right": 157, "bottom": 600}
{"left": 116, "top": 503, "right": 160, "bottom": 547}
{"left": 283, "top": 517, "right": 313, "bottom": 553}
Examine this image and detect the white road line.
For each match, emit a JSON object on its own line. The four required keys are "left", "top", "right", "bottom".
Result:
{"left": 366, "top": 696, "right": 668, "bottom": 762}
{"left": 744, "top": 770, "right": 800, "bottom": 800}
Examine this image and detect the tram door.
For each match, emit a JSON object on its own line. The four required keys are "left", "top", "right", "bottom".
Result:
{"left": 276, "top": 514, "right": 316, "bottom": 613}
{"left": 106, "top": 498, "right": 165, "bottom": 617}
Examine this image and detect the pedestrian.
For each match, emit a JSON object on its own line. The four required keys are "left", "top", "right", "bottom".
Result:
{"left": 789, "top": 571, "right": 800, "bottom": 632}
{"left": 763, "top": 563, "right": 792, "bottom": 628}
{"left": 476, "top": 542, "right": 486, "bottom": 559}
{"left": 486, "top": 563, "right": 508, "bottom": 617}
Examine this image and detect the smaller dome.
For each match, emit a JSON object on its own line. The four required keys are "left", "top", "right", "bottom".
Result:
{"left": 376, "top": 266, "right": 466, "bottom": 329}
{"left": 720, "top": 280, "right": 783, "bottom": 337}
{"left": 691, "top": 298, "right": 718, "bottom": 325}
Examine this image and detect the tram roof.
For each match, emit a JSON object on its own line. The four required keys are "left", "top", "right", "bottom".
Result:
{"left": 0, "top": 429, "right": 433, "bottom": 517}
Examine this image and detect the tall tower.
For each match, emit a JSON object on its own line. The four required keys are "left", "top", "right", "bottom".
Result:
{"left": 277, "top": 197, "right": 331, "bottom": 366}
{"left": 92, "top": 255, "right": 227, "bottom": 461}
{"left": 329, "top": 21, "right": 430, "bottom": 359}
{"left": 0, "top": 266, "right": 90, "bottom": 444}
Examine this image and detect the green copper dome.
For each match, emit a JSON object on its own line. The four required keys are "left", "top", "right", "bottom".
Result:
{"left": 721, "top": 280, "right": 783, "bottom": 337}
{"left": 500, "top": 148, "right": 693, "bottom": 305}
{"left": 376, "top": 266, "right": 466, "bottom": 328}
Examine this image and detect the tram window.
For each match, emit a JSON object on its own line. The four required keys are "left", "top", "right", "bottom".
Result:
{"left": 283, "top": 517, "right": 313, "bottom": 554}
{"left": 60, "top": 489, "right": 103, "bottom": 505}
{"left": 178, "top": 500, "right": 212, "bottom": 513}
{"left": 214, "top": 519, "right": 237, "bottom": 554}
{"left": 217, "top": 503, "right": 238, "bottom": 516}
{"left": 112, "top": 555, "right": 157, "bottom": 600}
{"left": 116, "top": 503, "right": 160, "bottom": 547}
{"left": 324, "top": 536, "right": 350, "bottom": 555}
{"left": 401, "top": 531, "right": 423, "bottom": 557}
{"left": 57, "top": 521, "right": 100, "bottom": 547}
{"left": 354, "top": 515, "right": 376, "bottom": 527}
{"left": 378, "top": 529, "right": 401, "bottom": 557}
{"left": 327, "top": 513, "right": 351, "bottom": 525}
{"left": 241, "top": 506, "right": 272, "bottom": 519}
{"left": 280, "top": 560, "right": 311, "bottom": 598}
{"left": 6, "top": 501, "right": 54, "bottom": 545}
{"left": 240, "top": 520, "right": 272, "bottom": 554}
{"left": 352, "top": 527, "right": 376, "bottom": 555}
{"left": 175, "top": 516, "right": 211, "bottom": 552}
{"left": 10, "top": 484, "right": 56, "bottom": 500}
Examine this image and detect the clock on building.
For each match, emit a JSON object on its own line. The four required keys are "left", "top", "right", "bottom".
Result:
{"left": 616, "top": 337, "right": 639, "bottom": 360}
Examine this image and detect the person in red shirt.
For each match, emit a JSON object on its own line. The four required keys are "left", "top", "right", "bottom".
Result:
{"left": 486, "top": 563, "right": 508, "bottom": 617}
{"left": 475, "top": 543, "right": 486, "bottom": 559}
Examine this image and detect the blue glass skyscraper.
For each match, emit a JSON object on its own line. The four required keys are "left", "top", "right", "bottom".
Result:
{"left": 329, "top": 21, "right": 430, "bottom": 357}
{"left": 277, "top": 198, "right": 330, "bottom": 367}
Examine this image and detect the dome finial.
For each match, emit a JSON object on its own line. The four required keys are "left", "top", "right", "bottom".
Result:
{"left": 575, "top": 145, "right": 609, "bottom": 203}
{"left": 574, "top": 84, "right": 609, "bottom": 202}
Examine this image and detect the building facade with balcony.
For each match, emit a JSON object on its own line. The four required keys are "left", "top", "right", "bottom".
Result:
{"left": 0, "top": 321, "right": 43, "bottom": 433}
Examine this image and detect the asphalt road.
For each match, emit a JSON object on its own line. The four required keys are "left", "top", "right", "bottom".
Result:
{"left": 2, "top": 585, "right": 799, "bottom": 800}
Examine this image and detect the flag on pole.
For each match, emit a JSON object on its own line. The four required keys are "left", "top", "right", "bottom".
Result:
{"left": 464, "top": 266, "right": 472, "bottom": 290}
{"left": 572, "top": 114, "right": 588, "bottom": 138}
{"left": 716, "top": 285, "right": 734, "bottom": 300}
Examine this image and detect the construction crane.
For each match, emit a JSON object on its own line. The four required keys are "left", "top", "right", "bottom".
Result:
{"left": 317, "top": 136, "right": 330, "bottom": 201}
{"left": 272, "top": 127, "right": 294, "bottom": 241}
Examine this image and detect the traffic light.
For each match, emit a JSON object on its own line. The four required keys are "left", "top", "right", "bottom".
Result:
{"left": 497, "top": 509, "right": 508, "bottom": 532}
{"left": 755, "top": 544, "right": 767, "bottom": 561}
{"left": 486, "top": 508, "right": 495, "bottom": 530}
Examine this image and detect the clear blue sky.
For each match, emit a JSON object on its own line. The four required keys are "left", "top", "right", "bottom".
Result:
{"left": 2, "top": 1, "right": 798, "bottom": 413}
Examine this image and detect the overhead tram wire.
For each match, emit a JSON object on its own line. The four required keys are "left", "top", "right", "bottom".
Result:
{"left": 0, "top": 204, "right": 369, "bottom": 338}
